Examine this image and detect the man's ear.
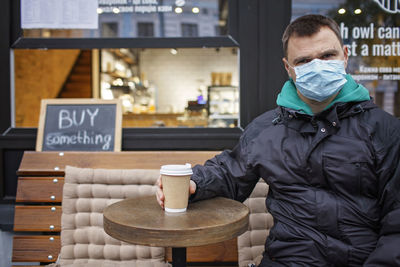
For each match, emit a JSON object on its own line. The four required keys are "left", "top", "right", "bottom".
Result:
{"left": 283, "top": 57, "right": 291, "bottom": 75}
{"left": 343, "top": 45, "right": 349, "bottom": 68}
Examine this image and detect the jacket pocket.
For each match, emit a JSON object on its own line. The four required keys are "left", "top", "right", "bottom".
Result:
{"left": 323, "top": 156, "right": 367, "bottom": 198}
{"left": 322, "top": 155, "right": 380, "bottom": 228}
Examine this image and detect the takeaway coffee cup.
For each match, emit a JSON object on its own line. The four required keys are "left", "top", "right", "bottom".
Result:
{"left": 160, "top": 163, "right": 193, "bottom": 213}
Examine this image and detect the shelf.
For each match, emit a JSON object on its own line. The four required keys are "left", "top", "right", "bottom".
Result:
{"left": 109, "top": 49, "right": 136, "bottom": 65}
{"left": 208, "top": 86, "right": 238, "bottom": 91}
{"left": 208, "top": 85, "right": 239, "bottom": 121}
{"left": 101, "top": 71, "right": 130, "bottom": 79}
{"left": 209, "top": 114, "right": 238, "bottom": 120}
{"left": 209, "top": 100, "right": 238, "bottom": 105}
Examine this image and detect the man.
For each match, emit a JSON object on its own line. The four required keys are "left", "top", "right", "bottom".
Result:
{"left": 157, "top": 14, "right": 400, "bottom": 266}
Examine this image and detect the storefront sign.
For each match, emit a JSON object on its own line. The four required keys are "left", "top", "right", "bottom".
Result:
{"left": 374, "top": 0, "right": 400, "bottom": 13}
{"left": 21, "top": 0, "right": 98, "bottom": 29}
{"left": 98, "top": 0, "right": 174, "bottom": 13}
{"left": 36, "top": 99, "right": 122, "bottom": 152}
{"left": 340, "top": 21, "right": 400, "bottom": 80}
{"left": 341, "top": 23, "right": 400, "bottom": 57}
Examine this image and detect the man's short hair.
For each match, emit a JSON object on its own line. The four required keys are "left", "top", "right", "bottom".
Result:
{"left": 282, "top": 14, "right": 343, "bottom": 58}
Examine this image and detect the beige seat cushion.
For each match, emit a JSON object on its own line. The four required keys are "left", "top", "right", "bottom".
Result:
{"left": 55, "top": 166, "right": 169, "bottom": 267}
{"left": 237, "top": 179, "right": 274, "bottom": 267}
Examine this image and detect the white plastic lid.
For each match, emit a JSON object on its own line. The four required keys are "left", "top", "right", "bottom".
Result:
{"left": 160, "top": 163, "right": 193, "bottom": 176}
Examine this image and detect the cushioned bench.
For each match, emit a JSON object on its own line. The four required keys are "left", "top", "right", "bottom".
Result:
{"left": 13, "top": 151, "right": 239, "bottom": 266}
{"left": 13, "top": 151, "right": 273, "bottom": 267}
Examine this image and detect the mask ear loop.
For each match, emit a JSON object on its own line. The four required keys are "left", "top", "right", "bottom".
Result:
{"left": 284, "top": 59, "right": 297, "bottom": 81}
{"left": 284, "top": 58, "right": 295, "bottom": 70}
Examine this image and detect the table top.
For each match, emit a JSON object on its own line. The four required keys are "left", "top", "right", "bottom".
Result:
{"left": 103, "top": 195, "right": 249, "bottom": 247}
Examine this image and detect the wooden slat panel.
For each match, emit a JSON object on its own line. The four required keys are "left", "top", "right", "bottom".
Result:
{"left": 14, "top": 206, "right": 61, "bottom": 232}
{"left": 166, "top": 238, "right": 238, "bottom": 262}
{"left": 17, "top": 151, "right": 219, "bottom": 176}
{"left": 12, "top": 235, "right": 60, "bottom": 262}
{"left": 16, "top": 177, "right": 64, "bottom": 202}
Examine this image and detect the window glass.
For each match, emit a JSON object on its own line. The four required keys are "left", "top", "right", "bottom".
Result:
{"left": 292, "top": 0, "right": 400, "bottom": 117}
{"left": 14, "top": 47, "right": 239, "bottom": 128}
{"left": 181, "top": 23, "right": 198, "bottom": 37}
{"left": 138, "top": 22, "right": 155, "bottom": 37}
{"left": 100, "top": 47, "right": 239, "bottom": 127}
{"left": 22, "top": 0, "right": 229, "bottom": 38}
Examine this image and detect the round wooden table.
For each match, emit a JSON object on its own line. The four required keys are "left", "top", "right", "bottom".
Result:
{"left": 103, "top": 195, "right": 249, "bottom": 267}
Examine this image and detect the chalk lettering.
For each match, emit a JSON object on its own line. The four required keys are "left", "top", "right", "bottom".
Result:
{"left": 46, "top": 131, "right": 112, "bottom": 151}
{"left": 86, "top": 108, "right": 99, "bottom": 127}
{"left": 58, "top": 109, "right": 100, "bottom": 129}
{"left": 59, "top": 109, "right": 73, "bottom": 129}
{"left": 72, "top": 110, "right": 85, "bottom": 127}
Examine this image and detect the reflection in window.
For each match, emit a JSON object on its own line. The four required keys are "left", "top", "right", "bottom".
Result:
{"left": 181, "top": 23, "right": 198, "bottom": 37}
{"left": 23, "top": 0, "right": 228, "bottom": 38}
{"left": 138, "top": 22, "right": 154, "bottom": 37}
{"left": 101, "top": 22, "right": 118, "bottom": 37}
{"left": 292, "top": 0, "right": 400, "bottom": 117}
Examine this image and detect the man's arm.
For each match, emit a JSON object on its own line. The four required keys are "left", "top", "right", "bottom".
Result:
{"left": 363, "top": 124, "right": 400, "bottom": 266}
{"left": 190, "top": 134, "right": 260, "bottom": 203}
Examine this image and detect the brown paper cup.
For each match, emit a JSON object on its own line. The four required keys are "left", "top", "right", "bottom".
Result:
{"left": 160, "top": 164, "right": 193, "bottom": 213}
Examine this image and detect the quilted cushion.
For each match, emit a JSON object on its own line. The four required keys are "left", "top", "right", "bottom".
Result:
{"left": 237, "top": 179, "right": 274, "bottom": 267}
{"left": 55, "top": 166, "right": 169, "bottom": 267}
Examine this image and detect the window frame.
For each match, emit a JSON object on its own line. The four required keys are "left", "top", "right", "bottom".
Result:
{"left": 181, "top": 23, "right": 199, "bottom": 37}
{"left": 7, "top": 0, "right": 243, "bottom": 151}
{"left": 11, "top": 0, "right": 239, "bottom": 49}
{"left": 137, "top": 22, "right": 155, "bottom": 37}
{"left": 1, "top": 0, "right": 292, "bottom": 204}
{"left": 3, "top": 0, "right": 293, "bottom": 150}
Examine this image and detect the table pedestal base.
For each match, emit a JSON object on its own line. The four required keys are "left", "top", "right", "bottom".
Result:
{"left": 172, "top": 247, "right": 187, "bottom": 267}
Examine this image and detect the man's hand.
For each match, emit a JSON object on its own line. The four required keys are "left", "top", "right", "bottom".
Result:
{"left": 156, "top": 175, "right": 197, "bottom": 208}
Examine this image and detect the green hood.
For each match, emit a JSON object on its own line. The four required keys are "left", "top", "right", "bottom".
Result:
{"left": 276, "top": 74, "right": 370, "bottom": 115}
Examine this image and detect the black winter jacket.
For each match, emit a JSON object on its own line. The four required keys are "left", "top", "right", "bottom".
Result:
{"left": 191, "top": 100, "right": 400, "bottom": 266}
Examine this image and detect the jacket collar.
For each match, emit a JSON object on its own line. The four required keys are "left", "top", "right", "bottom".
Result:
{"left": 277, "top": 100, "right": 377, "bottom": 134}
{"left": 276, "top": 74, "right": 371, "bottom": 116}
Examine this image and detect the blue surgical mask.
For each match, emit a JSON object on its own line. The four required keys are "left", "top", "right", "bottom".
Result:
{"left": 291, "top": 59, "right": 347, "bottom": 102}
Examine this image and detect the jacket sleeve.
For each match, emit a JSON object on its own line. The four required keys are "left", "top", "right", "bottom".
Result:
{"left": 363, "top": 121, "right": 400, "bottom": 266}
{"left": 190, "top": 133, "right": 260, "bottom": 203}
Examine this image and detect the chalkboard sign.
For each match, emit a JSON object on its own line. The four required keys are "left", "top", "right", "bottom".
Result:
{"left": 36, "top": 99, "right": 122, "bottom": 151}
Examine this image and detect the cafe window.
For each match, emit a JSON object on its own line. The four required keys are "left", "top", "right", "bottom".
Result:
{"left": 292, "top": 0, "right": 400, "bottom": 117}
{"left": 13, "top": 0, "right": 240, "bottom": 131}
{"left": 137, "top": 22, "right": 154, "bottom": 37}
{"left": 14, "top": 47, "right": 239, "bottom": 128}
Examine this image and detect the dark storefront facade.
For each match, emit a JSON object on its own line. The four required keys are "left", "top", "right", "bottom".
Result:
{"left": 1, "top": 1, "right": 400, "bottom": 264}
{"left": 0, "top": 0, "right": 291, "bottom": 229}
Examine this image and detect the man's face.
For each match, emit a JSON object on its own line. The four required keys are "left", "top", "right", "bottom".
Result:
{"left": 283, "top": 26, "right": 349, "bottom": 82}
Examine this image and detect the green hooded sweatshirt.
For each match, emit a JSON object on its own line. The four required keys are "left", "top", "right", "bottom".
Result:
{"left": 276, "top": 74, "right": 371, "bottom": 115}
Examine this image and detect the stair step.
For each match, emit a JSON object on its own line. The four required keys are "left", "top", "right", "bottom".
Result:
{"left": 64, "top": 82, "right": 91, "bottom": 91}
{"left": 59, "top": 91, "right": 92, "bottom": 98}
{"left": 77, "top": 57, "right": 92, "bottom": 65}
{"left": 74, "top": 65, "right": 91, "bottom": 73}
{"left": 69, "top": 74, "right": 91, "bottom": 82}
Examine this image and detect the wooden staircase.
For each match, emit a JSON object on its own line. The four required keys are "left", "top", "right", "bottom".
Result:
{"left": 58, "top": 50, "right": 92, "bottom": 98}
